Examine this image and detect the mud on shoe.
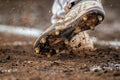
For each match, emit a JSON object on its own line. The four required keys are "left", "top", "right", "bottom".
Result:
{"left": 34, "top": 0, "right": 105, "bottom": 57}
{"left": 34, "top": 25, "right": 73, "bottom": 57}
{"left": 55, "top": 0, "right": 105, "bottom": 37}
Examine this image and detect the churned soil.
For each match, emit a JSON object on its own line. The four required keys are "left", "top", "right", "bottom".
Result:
{"left": 0, "top": 0, "right": 120, "bottom": 80}
{"left": 0, "top": 35, "right": 120, "bottom": 80}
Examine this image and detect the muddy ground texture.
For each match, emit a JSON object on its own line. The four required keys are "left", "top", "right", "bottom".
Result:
{"left": 0, "top": 34, "right": 120, "bottom": 80}
{"left": 0, "top": 0, "right": 120, "bottom": 80}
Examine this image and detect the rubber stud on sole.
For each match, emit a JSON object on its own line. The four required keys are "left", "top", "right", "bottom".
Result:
{"left": 56, "top": 49, "right": 60, "bottom": 54}
{"left": 82, "top": 16, "right": 87, "bottom": 21}
{"left": 35, "top": 48, "right": 40, "bottom": 54}
{"left": 98, "top": 15, "right": 103, "bottom": 22}
{"left": 47, "top": 53, "right": 51, "bottom": 58}
{"left": 40, "top": 38, "right": 46, "bottom": 44}
{"left": 64, "top": 40, "right": 69, "bottom": 45}
{"left": 55, "top": 30, "right": 60, "bottom": 35}
{"left": 74, "top": 27, "right": 81, "bottom": 33}
{"left": 90, "top": 26, "right": 95, "bottom": 30}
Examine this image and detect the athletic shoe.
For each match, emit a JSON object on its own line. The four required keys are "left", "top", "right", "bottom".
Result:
{"left": 34, "top": 0, "right": 105, "bottom": 57}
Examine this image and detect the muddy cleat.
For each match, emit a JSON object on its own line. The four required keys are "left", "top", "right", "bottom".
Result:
{"left": 33, "top": 26, "right": 71, "bottom": 56}
{"left": 33, "top": 0, "right": 105, "bottom": 57}
{"left": 55, "top": 0, "right": 105, "bottom": 31}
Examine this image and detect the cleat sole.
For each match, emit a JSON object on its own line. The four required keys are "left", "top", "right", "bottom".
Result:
{"left": 33, "top": 8, "right": 104, "bottom": 57}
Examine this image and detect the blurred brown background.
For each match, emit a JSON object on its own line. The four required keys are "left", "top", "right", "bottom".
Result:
{"left": 0, "top": 0, "right": 119, "bottom": 28}
{"left": 0, "top": 0, "right": 119, "bottom": 40}
{"left": 0, "top": 0, "right": 53, "bottom": 29}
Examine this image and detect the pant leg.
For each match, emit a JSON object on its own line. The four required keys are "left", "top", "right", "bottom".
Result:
{"left": 51, "top": 0, "right": 80, "bottom": 24}
{"left": 51, "top": 0, "right": 66, "bottom": 24}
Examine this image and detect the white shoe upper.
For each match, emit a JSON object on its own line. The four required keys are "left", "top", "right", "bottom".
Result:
{"left": 51, "top": 0, "right": 104, "bottom": 25}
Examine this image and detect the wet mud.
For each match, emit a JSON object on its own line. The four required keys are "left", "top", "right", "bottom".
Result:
{"left": 0, "top": 35, "right": 120, "bottom": 80}
{"left": 0, "top": 0, "right": 120, "bottom": 80}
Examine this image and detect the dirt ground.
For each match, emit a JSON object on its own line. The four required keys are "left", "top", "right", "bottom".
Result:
{"left": 0, "top": 0, "right": 120, "bottom": 80}
{"left": 0, "top": 35, "right": 120, "bottom": 80}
